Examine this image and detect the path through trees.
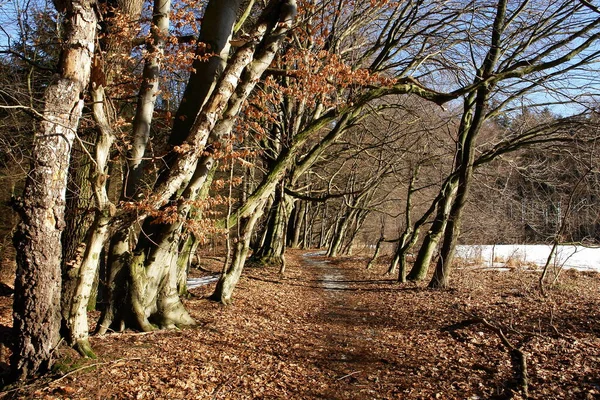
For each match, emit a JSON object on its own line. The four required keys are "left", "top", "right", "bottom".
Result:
{"left": 3, "top": 250, "right": 598, "bottom": 398}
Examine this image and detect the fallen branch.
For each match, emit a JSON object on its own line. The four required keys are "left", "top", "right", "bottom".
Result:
{"left": 51, "top": 357, "right": 142, "bottom": 385}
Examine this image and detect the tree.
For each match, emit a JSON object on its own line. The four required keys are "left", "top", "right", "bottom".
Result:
{"left": 11, "top": 0, "right": 97, "bottom": 379}
{"left": 403, "top": 0, "right": 600, "bottom": 288}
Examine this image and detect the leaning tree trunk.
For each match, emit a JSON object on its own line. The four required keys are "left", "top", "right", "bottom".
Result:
{"left": 211, "top": 198, "right": 268, "bottom": 304}
{"left": 429, "top": 167, "right": 473, "bottom": 288}
{"left": 102, "top": 0, "right": 297, "bottom": 323}
{"left": 327, "top": 217, "right": 347, "bottom": 257}
{"left": 428, "top": 0, "right": 505, "bottom": 289}
{"left": 11, "top": 0, "right": 96, "bottom": 379}
{"left": 98, "top": 0, "right": 244, "bottom": 332}
{"left": 429, "top": 94, "right": 488, "bottom": 288}
{"left": 61, "top": 143, "right": 94, "bottom": 337}
{"left": 407, "top": 179, "right": 458, "bottom": 281}
{"left": 63, "top": 84, "right": 115, "bottom": 357}
{"left": 64, "top": 0, "right": 161, "bottom": 352}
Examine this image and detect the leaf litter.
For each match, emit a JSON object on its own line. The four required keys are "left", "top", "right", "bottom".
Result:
{"left": 0, "top": 249, "right": 599, "bottom": 399}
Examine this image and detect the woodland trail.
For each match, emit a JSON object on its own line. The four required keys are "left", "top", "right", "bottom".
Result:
{"left": 301, "top": 252, "right": 385, "bottom": 381}
{"left": 3, "top": 249, "right": 599, "bottom": 399}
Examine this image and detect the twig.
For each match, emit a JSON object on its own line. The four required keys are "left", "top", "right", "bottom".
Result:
{"left": 0, "top": 358, "right": 141, "bottom": 396}
{"left": 337, "top": 370, "right": 361, "bottom": 381}
{"left": 51, "top": 357, "right": 142, "bottom": 385}
{"left": 539, "top": 168, "right": 590, "bottom": 295}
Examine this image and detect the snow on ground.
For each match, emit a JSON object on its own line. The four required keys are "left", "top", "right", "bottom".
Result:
{"left": 456, "top": 244, "right": 600, "bottom": 272}
{"left": 187, "top": 274, "right": 220, "bottom": 289}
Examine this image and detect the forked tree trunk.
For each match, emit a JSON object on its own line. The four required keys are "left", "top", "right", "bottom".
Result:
{"left": 429, "top": 0, "right": 505, "bottom": 288}
{"left": 100, "top": 0, "right": 297, "bottom": 322}
{"left": 407, "top": 180, "right": 458, "bottom": 281}
{"left": 11, "top": 0, "right": 96, "bottom": 379}
{"left": 99, "top": 0, "right": 245, "bottom": 331}
{"left": 254, "top": 183, "right": 293, "bottom": 265}
{"left": 430, "top": 98, "right": 486, "bottom": 288}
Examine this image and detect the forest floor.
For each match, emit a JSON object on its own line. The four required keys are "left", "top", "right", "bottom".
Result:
{"left": 0, "top": 249, "right": 599, "bottom": 399}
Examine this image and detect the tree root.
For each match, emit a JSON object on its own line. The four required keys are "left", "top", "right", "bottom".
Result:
{"left": 73, "top": 339, "right": 97, "bottom": 359}
{"left": 443, "top": 315, "right": 529, "bottom": 398}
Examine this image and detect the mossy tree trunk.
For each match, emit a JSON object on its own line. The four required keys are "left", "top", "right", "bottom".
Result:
{"left": 254, "top": 182, "right": 294, "bottom": 265}
{"left": 407, "top": 179, "right": 458, "bottom": 281}
{"left": 211, "top": 199, "right": 268, "bottom": 304}
{"left": 429, "top": 0, "right": 507, "bottom": 288}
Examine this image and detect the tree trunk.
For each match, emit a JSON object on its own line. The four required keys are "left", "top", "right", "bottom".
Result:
{"left": 99, "top": 0, "right": 294, "bottom": 331}
{"left": 211, "top": 199, "right": 268, "bottom": 304}
{"left": 116, "top": 0, "right": 296, "bottom": 314}
{"left": 288, "top": 200, "right": 304, "bottom": 248}
{"left": 254, "top": 183, "right": 293, "bottom": 265}
{"left": 64, "top": 85, "right": 115, "bottom": 356}
{"left": 327, "top": 212, "right": 349, "bottom": 257}
{"left": 124, "top": 0, "right": 171, "bottom": 198}
{"left": 301, "top": 202, "right": 311, "bottom": 249}
{"left": 429, "top": 170, "right": 472, "bottom": 288}
{"left": 11, "top": 0, "right": 96, "bottom": 379}
{"left": 429, "top": 94, "right": 488, "bottom": 288}
{"left": 407, "top": 180, "right": 458, "bottom": 281}
{"left": 318, "top": 203, "right": 328, "bottom": 248}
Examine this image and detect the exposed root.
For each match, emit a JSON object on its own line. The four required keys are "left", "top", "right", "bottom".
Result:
{"left": 443, "top": 314, "right": 529, "bottom": 398}
{"left": 73, "top": 339, "right": 96, "bottom": 359}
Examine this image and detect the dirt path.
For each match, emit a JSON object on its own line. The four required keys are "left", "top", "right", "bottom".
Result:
{"left": 302, "top": 251, "right": 382, "bottom": 387}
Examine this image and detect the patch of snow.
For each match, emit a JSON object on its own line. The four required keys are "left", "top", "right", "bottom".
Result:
{"left": 304, "top": 250, "right": 327, "bottom": 257}
{"left": 187, "top": 274, "right": 220, "bottom": 289}
{"left": 456, "top": 244, "right": 600, "bottom": 272}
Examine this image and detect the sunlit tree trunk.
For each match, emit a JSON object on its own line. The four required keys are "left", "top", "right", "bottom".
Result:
{"left": 11, "top": 0, "right": 96, "bottom": 379}
{"left": 211, "top": 198, "right": 268, "bottom": 304}
{"left": 99, "top": 0, "right": 297, "bottom": 322}
{"left": 429, "top": 0, "right": 506, "bottom": 288}
{"left": 407, "top": 180, "right": 458, "bottom": 281}
{"left": 429, "top": 94, "right": 488, "bottom": 288}
{"left": 63, "top": 84, "right": 115, "bottom": 356}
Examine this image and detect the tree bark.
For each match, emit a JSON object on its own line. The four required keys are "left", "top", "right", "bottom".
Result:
{"left": 11, "top": 0, "right": 96, "bottom": 379}
{"left": 211, "top": 198, "right": 268, "bottom": 303}
{"left": 408, "top": 179, "right": 458, "bottom": 281}
{"left": 124, "top": 0, "right": 171, "bottom": 198}
{"left": 254, "top": 182, "right": 293, "bottom": 265}
{"left": 429, "top": 0, "right": 507, "bottom": 288}
{"left": 64, "top": 84, "right": 115, "bottom": 356}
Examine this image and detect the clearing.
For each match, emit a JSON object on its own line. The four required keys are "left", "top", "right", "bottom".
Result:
{"left": 0, "top": 249, "right": 599, "bottom": 399}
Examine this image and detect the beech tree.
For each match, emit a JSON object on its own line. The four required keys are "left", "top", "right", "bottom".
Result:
{"left": 10, "top": 0, "right": 97, "bottom": 379}
{"left": 209, "top": 0, "right": 476, "bottom": 303}
{"left": 8, "top": 0, "right": 299, "bottom": 377}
